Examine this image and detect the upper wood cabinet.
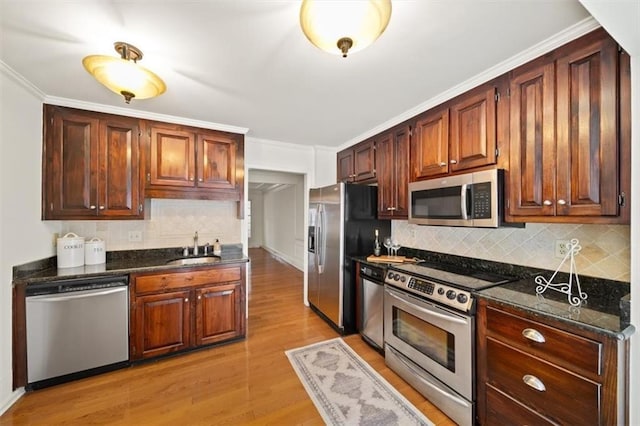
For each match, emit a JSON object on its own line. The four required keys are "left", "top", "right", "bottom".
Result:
{"left": 377, "top": 124, "right": 410, "bottom": 219}
{"left": 411, "top": 82, "right": 499, "bottom": 181}
{"left": 337, "top": 139, "right": 376, "bottom": 183}
{"left": 144, "top": 122, "right": 245, "bottom": 217}
{"left": 42, "top": 105, "right": 143, "bottom": 220}
{"left": 508, "top": 29, "right": 628, "bottom": 223}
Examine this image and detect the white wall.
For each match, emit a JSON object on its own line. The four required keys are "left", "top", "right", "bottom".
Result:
{"left": 248, "top": 189, "right": 264, "bottom": 248}
{"left": 0, "top": 65, "right": 61, "bottom": 412}
{"left": 576, "top": 1, "right": 639, "bottom": 423}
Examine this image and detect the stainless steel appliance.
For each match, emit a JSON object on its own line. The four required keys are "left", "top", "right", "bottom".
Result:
{"left": 409, "top": 168, "right": 509, "bottom": 227}
{"left": 384, "top": 262, "right": 512, "bottom": 426}
{"left": 26, "top": 275, "right": 129, "bottom": 389}
{"left": 308, "top": 183, "right": 390, "bottom": 333}
{"left": 359, "top": 263, "right": 385, "bottom": 351}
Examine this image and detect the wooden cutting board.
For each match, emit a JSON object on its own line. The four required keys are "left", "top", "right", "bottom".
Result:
{"left": 366, "top": 255, "right": 414, "bottom": 263}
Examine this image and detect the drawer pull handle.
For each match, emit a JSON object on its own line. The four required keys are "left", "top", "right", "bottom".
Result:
{"left": 522, "top": 328, "right": 545, "bottom": 343}
{"left": 523, "top": 374, "right": 546, "bottom": 392}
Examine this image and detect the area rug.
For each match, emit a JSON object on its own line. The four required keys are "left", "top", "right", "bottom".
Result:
{"left": 285, "top": 338, "right": 434, "bottom": 426}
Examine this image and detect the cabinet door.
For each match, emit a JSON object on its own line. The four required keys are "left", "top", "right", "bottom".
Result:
{"left": 149, "top": 125, "right": 195, "bottom": 187}
{"left": 195, "top": 282, "right": 244, "bottom": 346}
{"left": 132, "top": 290, "right": 191, "bottom": 360}
{"left": 99, "top": 117, "right": 142, "bottom": 217}
{"left": 411, "top": 108, "right": 449, "bottom": 180}
{"left": 376, "top": 131, "right": 394, "bottom": 217}
{"left": 353, "top": 139, "right": 376, "bottom": 181}
{"left": 508, "top": 59, "right": 556, "bottom": 216}
{"left": 336, "top": 149, "right": 354, "bottom": 182}
{"left": 555, "top": 35, "right": 619, "bottom": 217}
{"left": 450, "top": 85, "right": 497, "bottom": 172}
{"left": 45, "top": 106, "right": 99, "bottom": 218}
{"left": 197, "top": 131, "right": 237, "bottom": 190}
{"left": 377, "top": 126, "right": 409, "bottom": 219}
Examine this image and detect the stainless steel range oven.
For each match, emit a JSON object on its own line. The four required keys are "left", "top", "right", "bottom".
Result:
{"left": 384, "top": 262, "right": 512, "bottom": 426}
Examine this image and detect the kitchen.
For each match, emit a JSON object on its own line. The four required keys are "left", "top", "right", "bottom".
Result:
{"left": 1, "top": 1, "right": 638, "bottom": 425}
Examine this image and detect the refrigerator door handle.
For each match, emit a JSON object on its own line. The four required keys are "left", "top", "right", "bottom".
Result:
{"left": 317, "top": 204, "right": 325, "bottom": 274}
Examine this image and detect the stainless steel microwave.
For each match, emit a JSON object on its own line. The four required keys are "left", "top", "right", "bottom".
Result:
{"left": 409, "top": 169, "right": 507, "bottom": 227}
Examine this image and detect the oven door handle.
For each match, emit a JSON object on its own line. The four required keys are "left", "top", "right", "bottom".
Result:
{"left": 387, "top": 345, "right": 471, "bottom": 408}
{"left": 386, "top": 289, "right": 468, "bottom": 325}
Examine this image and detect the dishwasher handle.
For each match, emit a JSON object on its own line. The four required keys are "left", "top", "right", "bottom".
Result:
{"left": 26, "top": 286, "right": 127, "bottom": 302}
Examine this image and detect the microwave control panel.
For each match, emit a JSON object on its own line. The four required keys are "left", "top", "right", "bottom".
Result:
{"left": 472, "top": 181, "right": 492, "bottom": 219}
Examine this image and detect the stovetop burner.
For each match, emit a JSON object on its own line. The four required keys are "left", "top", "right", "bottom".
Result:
{"left": 384, "top": 261, "right": 515, "bottom": 313}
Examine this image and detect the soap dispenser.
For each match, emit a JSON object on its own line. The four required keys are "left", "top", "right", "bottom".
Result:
{"left": 213, "top": 239, "right": 222, "bottom": 256}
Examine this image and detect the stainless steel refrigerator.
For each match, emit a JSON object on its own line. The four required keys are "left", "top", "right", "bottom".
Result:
{"left": 307, "top": 183, "right": 390, "bottom": 334}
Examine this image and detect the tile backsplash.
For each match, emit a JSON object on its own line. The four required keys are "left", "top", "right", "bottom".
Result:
{"left": 61, "top": 199, "right": 241, "bottom": 252}
{"left": 392, "top": 222, "right": 630, "bottom": 282}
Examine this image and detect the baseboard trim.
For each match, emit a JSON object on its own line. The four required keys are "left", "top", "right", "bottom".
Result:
{"left": 0, "top": 388, "right": 25, "bottom": 416}
{"left": 261, "top": 247, "right": 303, "bottom": 271}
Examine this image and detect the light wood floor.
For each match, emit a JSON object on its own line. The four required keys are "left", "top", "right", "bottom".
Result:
{"left": 1, "top": 248, "right": 454, "bottom": 425}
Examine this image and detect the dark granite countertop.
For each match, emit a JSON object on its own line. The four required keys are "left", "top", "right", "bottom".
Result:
{"left": 352, "top": 248, "right": 633, "bottom": 340}
{"left": 13, "top": 245, "right": 249, "bottom": 285}
{"left": 478, "top": 275, "right": 634, "bottom": 340}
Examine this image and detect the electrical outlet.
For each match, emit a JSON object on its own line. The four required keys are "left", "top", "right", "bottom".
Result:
{"left": 128, "top": 231, "right": 143, "bottom": 242}
{"left": 555, "top": 240, "right": 570, "bottom": 258}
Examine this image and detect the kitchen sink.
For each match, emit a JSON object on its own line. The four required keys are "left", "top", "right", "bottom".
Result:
{"left": 165, "top": 256, "right": 221, "bottom": 266}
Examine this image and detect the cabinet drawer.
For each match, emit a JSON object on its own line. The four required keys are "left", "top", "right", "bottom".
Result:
{"left": 135, "top": 267, "right": 242, "bottom": 293}
{"left": 485, "top": 384, "right": 555, "bottom": 425}
{"left": 486, "top": 306, "right": 602, "bottom": 376}
{"left": 486, "top": 338, "right": 601, "bottom": 425}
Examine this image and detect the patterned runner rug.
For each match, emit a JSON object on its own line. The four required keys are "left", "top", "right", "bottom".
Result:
{"left": 285, "top": 338, "right": 434, "bottom": 426}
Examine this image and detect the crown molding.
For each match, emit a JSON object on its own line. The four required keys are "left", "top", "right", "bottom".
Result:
{"left": 246, "top": 136, "right": 315, "bottom": 153}
{"left": 0, "top": 61, "right": 46, "bottom": 100}
{"left": 340, "top": 16, "right": 601, "bottom": 150}
{"left": 43, "top": 96, "right": 249, "bottom": 134}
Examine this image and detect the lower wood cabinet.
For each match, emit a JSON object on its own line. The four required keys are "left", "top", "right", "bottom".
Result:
{"left": 130, "top": 264, "right": 246, "bottom": 361}
{"left": 477, "top": 299, "right": 628, "bottom": 425}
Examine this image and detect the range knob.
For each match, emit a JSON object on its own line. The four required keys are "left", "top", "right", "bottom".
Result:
{"left": 387, "top": 271, "right": 394, "bottom": 279}
{"left": 393, "top": 273, "right": 401, "bottom": 281}
{"left": 400, "top": 276, "right": 406, "bottom": 283}
{"left": 457, "top": 293, "right": 468, "bottom": 304}
{"left": 446, "top": 289, "right": 457, "bottom": 300}
{"left": 437, "top": 287, "right": 445, "bottom": 295}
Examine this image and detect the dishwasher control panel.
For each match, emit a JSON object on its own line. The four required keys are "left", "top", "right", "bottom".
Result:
{"left": 26, "top": 275, "right": 129, "bottom": 296}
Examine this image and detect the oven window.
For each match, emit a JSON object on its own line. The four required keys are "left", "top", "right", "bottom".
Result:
{"left": 411, "top": 186, "right": 464, "bottom": 219}
{"left": 392, "top": 306, "right": 455, "bottom": 371}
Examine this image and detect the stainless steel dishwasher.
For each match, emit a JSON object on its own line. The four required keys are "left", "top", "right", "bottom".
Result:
{"left": 26, "top": 275, "right": 129, "bottom": 389}
{"left": 360, "top": 264, "right": 386, "bottom": 352}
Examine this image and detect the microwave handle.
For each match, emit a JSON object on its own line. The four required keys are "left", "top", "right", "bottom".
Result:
{"left": 460, "top": 184, "right": 469, "bottom": 220}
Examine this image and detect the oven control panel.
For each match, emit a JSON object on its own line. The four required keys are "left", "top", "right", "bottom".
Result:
{"left": 385, "top": 270, "right": 473, "bottom": 312}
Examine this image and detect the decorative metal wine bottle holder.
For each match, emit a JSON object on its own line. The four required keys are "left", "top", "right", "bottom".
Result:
{"left": 534, "top": 238, "right": 587, "bottom": 307}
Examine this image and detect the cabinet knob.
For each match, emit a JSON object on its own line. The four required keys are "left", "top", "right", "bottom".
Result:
{"left": 543, "top": 200, "right": 553, "bottom": 206}
{"left": 449, "top": 159, "right": 458, "bottom": 164}
{"left": 522, "top": 328, "right": 545, "bottom": 343}
{"left": 522, "top": 374, "right": 546, "bottom": 392}
{"left": 90, "top": 205, "right": 96, "bottom": 210}
{"left": 557, "top": 199, "right": 566, "bottom": 205}
{"left": 198, "top": 295, "right": 202, "bottom": 300}
{"left": 439, "top": 162, "right": 447, "bottom": 167}
{"left": 198, "top": 178, "right": 203, "bottom": 182}
{"left": 184, "top": 298, "right": 189, "bottom": 303}
{"left": 99, "top": 205, "right": 105, "bottom": 210}
{"left": 189, "top": 177, "right": 194, "bottom": 181}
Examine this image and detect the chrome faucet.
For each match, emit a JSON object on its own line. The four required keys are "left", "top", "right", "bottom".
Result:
{"left": 193, "top": 231, "right": 199, "bottom": 256}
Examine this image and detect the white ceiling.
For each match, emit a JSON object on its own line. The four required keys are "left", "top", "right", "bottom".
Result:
{"left": 0, "top": 1, "right": 592, "bottom": 147}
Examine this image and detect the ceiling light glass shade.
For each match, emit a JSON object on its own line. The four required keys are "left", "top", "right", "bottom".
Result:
{"left": 82, "top": 42, "right": 166, "bottom": 103}
{"left": 300, "top": 0, "right": 392, "bottom": 57}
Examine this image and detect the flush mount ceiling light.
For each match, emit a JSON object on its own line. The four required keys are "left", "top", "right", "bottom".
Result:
{"left": 82, "top": 42, "right": 166, "bottom": 104}
{"left": 300, "top": 0, "right": 392, "bottom": 58}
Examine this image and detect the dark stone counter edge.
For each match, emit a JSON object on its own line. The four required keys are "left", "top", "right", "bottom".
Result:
{"left": 12, "top": 244, "right": 249, "bottom": 285}
{"left": 477, "top": 292, "right": 636, "bottom": 341}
